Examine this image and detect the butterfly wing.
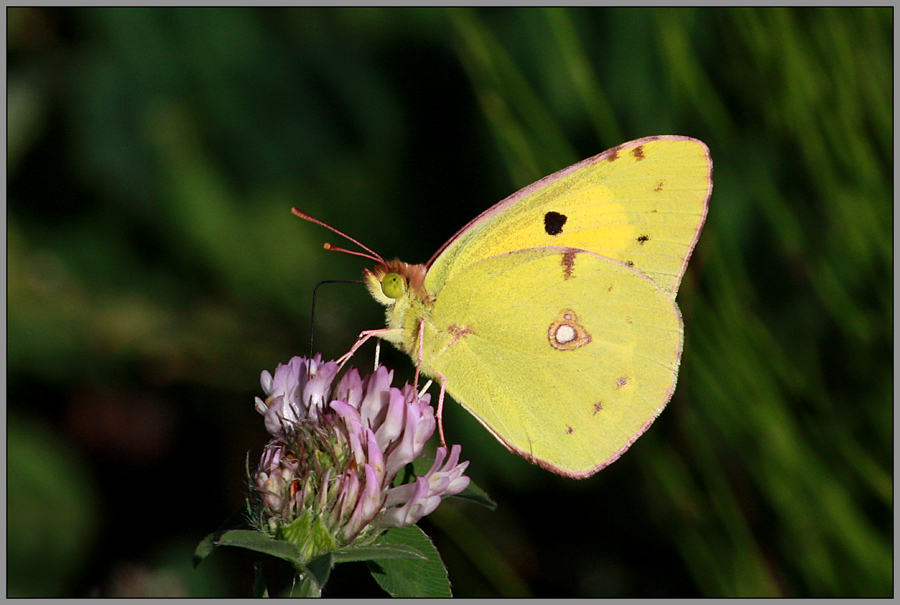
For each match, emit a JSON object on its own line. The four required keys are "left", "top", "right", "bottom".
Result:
{"left": 421, "top": 247, "right": 682, "bottom": 478}
{"left": 425, "top": 136, "right": 712, "bottom": 298}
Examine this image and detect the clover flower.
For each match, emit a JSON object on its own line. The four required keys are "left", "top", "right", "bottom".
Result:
{"left": 251, "top": 355, "right": 470, "bottom": 563}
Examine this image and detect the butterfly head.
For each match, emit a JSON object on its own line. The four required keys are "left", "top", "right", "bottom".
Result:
{"left": 364, "top": 260, "right": 427, "bottom": 307}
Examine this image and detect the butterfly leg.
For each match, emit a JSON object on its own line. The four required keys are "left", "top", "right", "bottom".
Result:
{"left": 435, "top": 372, "right": 449, "bottom": 448}
{"left": 413, "top": 317, "right": 426, "bottom": 392}
{"left": 337, "top": 328, "right": 399, "bottom": 367}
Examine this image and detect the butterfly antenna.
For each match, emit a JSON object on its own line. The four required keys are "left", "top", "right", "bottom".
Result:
{"left": 292, "top": 208, "right": 386, "bottom": 265}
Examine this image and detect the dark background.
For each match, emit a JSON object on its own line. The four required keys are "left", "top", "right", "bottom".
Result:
{"left": 7, "top": 7, "right": 891, "bottom": 597}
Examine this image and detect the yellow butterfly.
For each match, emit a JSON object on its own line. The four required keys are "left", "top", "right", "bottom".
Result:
{"left": 294, "top": 135, "right": 712, "bottom": 478}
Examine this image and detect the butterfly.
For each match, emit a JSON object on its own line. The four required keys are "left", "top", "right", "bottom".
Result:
{"left": 294, "top": 135, "right": 712, "bottom": 478}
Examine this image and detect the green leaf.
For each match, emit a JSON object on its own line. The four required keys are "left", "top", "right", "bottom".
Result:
{"left": 293, "top": 573, "right": 323, "bottom": 598}
{"left": 193, "top": 532, "right": 218, "bottom": 568}
{"left": 252, "top": 561, "right": 268, "bottom": 598}
{"left": 304, "top": 552, "right": 334, "bottom": 590}
{"left": 193, "top": 505, "right": 253, "bottom": 567}
{"left": 453, "top": 480, "right": 497, "bottom": 510}
{"left": 216, "top": 529, "right": 304, "bottom": 563}
{"left": 368, "top": 525, "right": 452, "bottom": 597}
{"left": 333, "top": 542, "right": 428, "bottom": 563}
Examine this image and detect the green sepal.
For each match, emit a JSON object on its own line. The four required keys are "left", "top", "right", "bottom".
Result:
{"left": 279, "top": 509, "right": 338, "bottom": 563}
{"left": 280, "top": 508, "right": 312, "bottom": 548}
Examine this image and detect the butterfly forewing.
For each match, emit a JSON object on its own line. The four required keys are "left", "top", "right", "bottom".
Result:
{"left": 425, "top": 136, "right": 712, "bottom": 298}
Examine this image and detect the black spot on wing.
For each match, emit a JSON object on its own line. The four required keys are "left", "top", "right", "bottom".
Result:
{"left": 544, "top": 211, "right": 567, "bottom": 235}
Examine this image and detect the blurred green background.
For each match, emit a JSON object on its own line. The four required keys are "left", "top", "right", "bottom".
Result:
{"left": 7, "top": 7, "right": 891, "bottom": 597}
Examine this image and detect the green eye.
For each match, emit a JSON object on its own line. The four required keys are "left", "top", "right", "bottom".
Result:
{"left": 381, "top": 273, "right": 405, "bottom": 299}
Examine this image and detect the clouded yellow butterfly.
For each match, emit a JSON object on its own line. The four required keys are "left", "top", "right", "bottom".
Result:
{"left": 294, "top": 135, "right": 712, "bottom": 478}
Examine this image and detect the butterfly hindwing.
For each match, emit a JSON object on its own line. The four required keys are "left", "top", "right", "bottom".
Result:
{"left": 420, "top": 247, "right": 683, "bottom": 478}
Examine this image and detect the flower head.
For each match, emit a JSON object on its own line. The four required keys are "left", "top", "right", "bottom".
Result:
{"left": 252, "top": 355, "right": 469, "bottom": 562}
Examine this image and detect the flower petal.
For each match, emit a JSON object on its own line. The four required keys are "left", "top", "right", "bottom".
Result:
{"left": 382, "top": 476, "right": 430, "bottom": 528}
{"left": 359, "top": 366, "right": 394, "bottom": 430}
